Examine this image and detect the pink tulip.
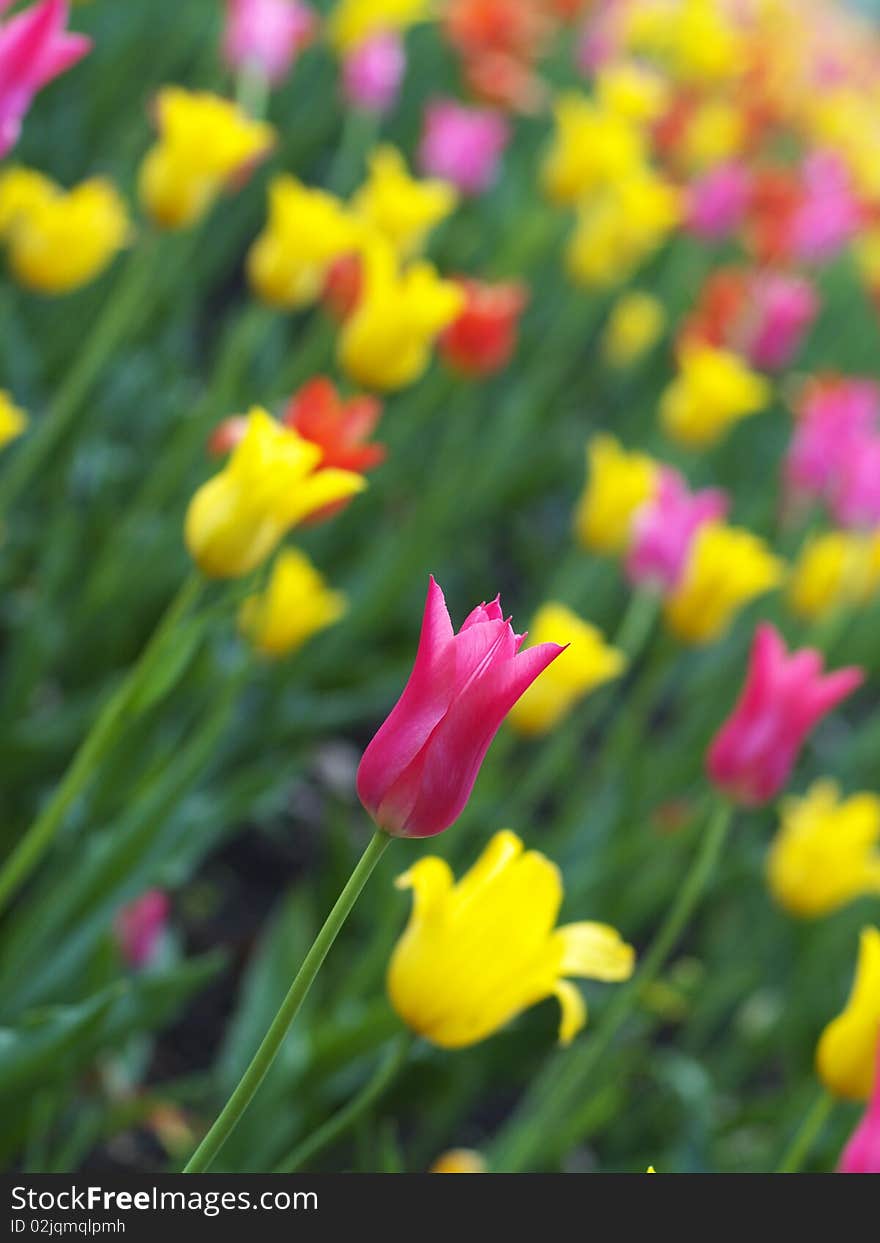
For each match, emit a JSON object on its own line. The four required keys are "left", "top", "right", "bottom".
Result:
{"left": 707, "top": 624, "right": 863, "bottom": 807}
{"left": 626, "top": 468, "right": 728, "bottom": 593}
{"left": 342, "top": 30, "right": 405, "bottom": 114}
{"left": 0, "top": 0, "right": 90, "bottom": 158}
{"left": 839, "top": 1038, "right": 880, "bottom": 1173}
{"left": 829, "top": 434, "right": 880, "bottom": 530}
{"left": 223, "top": 0, "right": 315, "bottom": 85}
{"left": 417, "top": 98, "right": 509, "bottom": 197}
{"left": 785, "top": 378, "right": 880, "bottom": 505}
{"left": 115, "top": 891, "right": 170, "bottom": 969}
{"left": 686, "top": 162, "right": 752, "bottom": 241}
{"left": 357, "top": 577, "right": 564, "bottom": 838}
{"left": 791, "top": 151, "right": 861, "bottom": 265}
{"left": 747, "top": 272, "right": 818, "bottom": 372}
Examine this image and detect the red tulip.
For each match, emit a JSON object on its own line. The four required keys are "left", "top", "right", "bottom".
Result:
{"left": 282, "top": 376, "right": 385, "bottom": 473}
{"left": 439, "top": 277, "right": 528, "bottom": 377}
{"left": 357, "top": 576, "right": 563, "bottom": 837}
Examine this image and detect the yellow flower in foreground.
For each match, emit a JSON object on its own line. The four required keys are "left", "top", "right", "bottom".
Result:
{"left": 388, "top": 830, "right": 635, "bottom": 1049}
{"left": 247, "top": 176, "right": 362, "bottom": 309}
{"left": 429, "top": 1150, "right": 487, "bottom": 1174}
{"left": 238, "top": 548, "right": 347, "bottom": 657}
{"left": 767, "top": 781, "right": 880, "bottom": 919}
{"left": 328, "top": 0, "right": 432, "bottom": 52}
{"left": 139, "top": 87, "right": 274, "bottom": 230}
{"left": 0, "top": 169, "right": 129, "bottom": 294}
{"left": 508, "top": 604, "right": 626, "bottom": 736}
{"left": 352, "top": 146, "right": 457, "bottom": 259}
{"left": 817, "top": 927, "right": 880, "bottom": 1101}
{"left": 602, "top": 291, "right": 666, "bottom": 368}
{"left": 542, "top": 94, "right": 646, "bottom": 207}
{"left": 660, "top": 344, "right": 771, "bottom": 449}
{"left": 565, "top": 171, "right": 680, "bottom": 290}
{"left": 0, "top": 392, "right": 27, "bottom": 451}
{"left": 185, "top": 408, "right": 365, "bottom": 579}
{"left": 663, "top": 523, "right": 785, "bottom": 645}
{"left": 788, "top": 531, "right": 880, "bottom": 622}
{"left": 338, "top": 235, "right": 464, "bottom": 391}
{"left": 574, "top": 434, "right": 659, "bottom": 554}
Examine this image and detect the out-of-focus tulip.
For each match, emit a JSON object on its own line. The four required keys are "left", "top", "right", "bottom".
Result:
{"left": 321, "top": 250, "right": 363, "bottom": 322}
{"left": 601, "top": 290, "right": 666, "bottom": 368}
{"left": 507, "top": 603, "right": 625, "bottom": 736}
{"left": 247, "top": 175, "right": 361, "bottom": 308}
{"left": 327, "top": 0, "right": 431, "bottom": 52}
{"left": 417, "top": 98, "right": 509, "bottom": 197}
{"left": 139, "top": 87, "right": 274, "bottom": 230}
{"left": 387, "top": 829, "right": 635, "bottom": 1042}
{"left": 817, "top": 927, "right": 880, "bottom": 1101}
{"left": 791, "top": 150, "right": 861, "bottom": 266}
{"left": 283, "top": 376, "right": 385, "bottom": 472}
{"left": 565, "top": 170, "right": 680, "bottom": 289}
{"left": 788, "top": 531, "right": 880, "bottom": 622}
{"left": 438, "top": 277, "right": 528, "bottom": 377}
{"left": 357, "top": 578, "right": 564, "bottom": 838}
{"left": 785, "top": 377, "right": 880, "bottom": 509}
{"left": 624, "top": 0, "right": 742, "bottom": 87}
{"left": 707, "top": 623, "right": 863, "bottom": 806}
{"left": 839, "top": 1039, "right": 880, "bottom": 1172}
{"left": 0, "top": 0, "right": 91, "bottom": 159}
{"left": 352, "top": 145, "right": 457, "bottom": 259}
{"left": 185, "top": 407, "right": 365, "bottom": 578}
{"left": 0, "top": 168, "right": 129, "bottom": 294}
{"left": 685, "top": 161, "right": 751, "bottom": 240}
{"left": 342, "top": 30, "right": 405, "bottom": 113}
{"left": 663, "top": 525, "right": 784, "bottom": 645}
{"left": 238, "top": 548, "right": 347, "bottom": 657}
{"left": 595, "top": 61, "right": 669, "bottom": 125}
{"left": 0, "top": 391, "right": 27, "bottom": 451}
{"left": 574, "top": 434, "right": 658, "bottom": 555}
{"left": 542, "top": 94, "right": 645, "bottom": 206}
{"left": 767, "top": 781, "right": 880, "bottom": 919}
{"left": 660, "top": 343, "right": 771, "bottom": 449}
{"left": 115, "top": 891, "right": 169, "bottom": 969}
{"left": 830, "top": 437, "right": 880, "bottom": 532}
{"left": 430, "top": 1149, "right": 487, "bottom": 1173}
{"left": 222, "top": 0, "right": 316, "bottom": 85}
{"left": 337, "top": 235, "right": 464, "bottom": 392}
{"left": 626, "top": 468, "right": 728, "bottom": 594}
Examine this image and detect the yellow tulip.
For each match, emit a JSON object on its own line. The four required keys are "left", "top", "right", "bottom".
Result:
{"left": 185, "top": 408, "right": 365, "bottom": 579}
{"left": 573, "top": 434, "right": 659, "bottom": 554}
{"left": 507, "top": 603, "right": 626, "bottom": 735}
{"left": 624, "top": 0, "right": 743, "bottom": 87}
{"left": 565, "top": 171, "right": 680, "bottom": 290}
{"left": 0, "top": 392, "right": 27, "bottom": 451}
{"left": 542, "top": 94, "right": 646, "bottom": 207}
{"left": 660, "top": 344, "right": 771, "bottom": 449}
{"left": 595, "top": 63, "right": 670, "bottom": 126}
{"left": 788, "top": 531, "right": 880, "bottom": 622}
{"left": 238, "top": 548, "right": 347, "bottom": 657}
{"left": 602, "top": 291, "right": 666, "bottom": 368}
{"left": 429, "top": 1150, "right": 487, "bottom": 1174}
{"left": 352, "top": 146, "right": 457, "bottom": 259}
{"left": 328, "top": 0, "right": 432, "bottom": 52}
{"left": 387, "top": 830, "right": 635, "bottom": 1049}
{"left": 817, "top": 927, "right": 880, "bottom": 1100}
{"left": 767, "top": 781, "right": 880, "bottom": 918}
{"left": 663, "top": 523, "right": 785, "bottom": 644}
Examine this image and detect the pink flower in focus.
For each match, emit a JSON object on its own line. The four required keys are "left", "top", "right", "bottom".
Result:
{"left": 785, "top": 378, "right": 880, "bottom": 504}
{"left": 829, "top": 434, "right": 880, "bottom": 530}
{"left": 115, "top": 891, "right": 170, "bottom": 970}
{"left": 418, "top": 98, "right": 509, "bottom": 196}
{"left": 342, "top": 30, "right": 405, "bottom": 114}
{"left": 839, "top": 1038, "right": 880, "bottom": 1173}
{"left": 747, "top": 272, "right": 819, "bottom": 372}
{"left": 707, "top": 624, "right": 863, "bottom": 807}
{"left": 686, "top": 162, "right": 752, "bottom": 241}
{"left": 357, "top": 577, "right": 564, "bottom": 837}
{"left": 626, "top": 468, "right": 728, "bottom": 593}
{"left": 223, "top": 0, "right": 315, "bottom": 85}
{"left": 0, "top": 0, "right": 91, "bottom": 158}
{"left": 791, "top": 151, "right": 861, "bottom": 265}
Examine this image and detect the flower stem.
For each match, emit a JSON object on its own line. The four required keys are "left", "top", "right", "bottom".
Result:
{"left": 182, "top": 828, "right": 393, "bottom": 1173}
{"left": 0, "top": 572, "right": 202, "bottom": 915}
{"left": 276, "top": 1032, "right": 413, "bottom": 1173}
{"left": 491, "top": 796, "right": 734, "bottom": 1171}
{"left": 778, "top": 1089, "right": 834, "bottom": 1173}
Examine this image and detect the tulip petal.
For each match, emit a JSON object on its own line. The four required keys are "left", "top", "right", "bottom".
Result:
{"left": 554, "top": 979, "right": 587, "bottom": 1046}
{"left": 554, "top": 921, "right": 636, "bottom": 981}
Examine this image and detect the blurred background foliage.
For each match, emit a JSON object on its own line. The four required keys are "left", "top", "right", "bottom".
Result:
{"left": 1, "top": 0, "right": 879, "bottom": 1174}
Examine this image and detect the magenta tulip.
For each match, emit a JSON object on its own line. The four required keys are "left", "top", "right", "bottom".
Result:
{"left": 707, "top": 624, "right": 863, "bottom": 807}
{"left": 115, "top": 890, "right": 170, "bottom": 969}
{"left": 356, "top": 576, "right": 564, "bottom": 838}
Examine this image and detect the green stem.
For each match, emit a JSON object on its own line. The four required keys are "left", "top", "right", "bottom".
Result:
{"left": 276, "top": 1033, "right": 412, "bottom": 1173}
{"left": 0, "top": 573, "right": 202, "bottom": 915}
{"left": 182, "top": 828, "right": 393, "bottom": 1174}
{"left": 778, "top": 1089, "right": 834, "bottom": 1174}
{"left": 491, "top": 796, "right": 734, "bottom": 1172}
{"left": 0, "top": 239, "right": 158, "bottom": 521}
